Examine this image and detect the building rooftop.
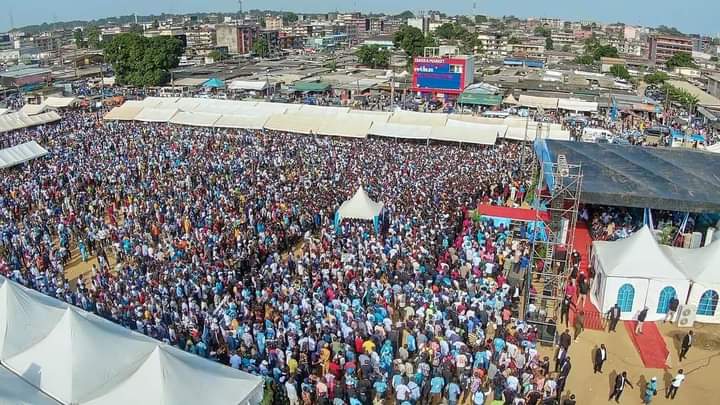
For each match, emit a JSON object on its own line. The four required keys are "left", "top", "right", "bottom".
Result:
{"left": 0, "top": 66, "right": 52, "bottom": 79}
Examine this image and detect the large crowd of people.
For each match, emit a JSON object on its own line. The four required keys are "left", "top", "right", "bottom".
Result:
{"left": 0, "top": 110, "right": 588, "bottom": 404}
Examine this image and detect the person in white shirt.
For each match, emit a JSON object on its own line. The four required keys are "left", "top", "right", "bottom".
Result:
{"left": 286, "top": 379, "right": 299, "bottom": 405}
{"left": 666, "top": 369, "right": 685, "bottom": 400}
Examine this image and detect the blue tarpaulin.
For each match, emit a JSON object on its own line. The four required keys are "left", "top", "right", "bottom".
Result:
{"left": 203, "top": 78, "right": 225, "bottom": 88}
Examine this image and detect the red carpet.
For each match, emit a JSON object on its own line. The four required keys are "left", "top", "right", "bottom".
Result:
{"left": 624, "top": 321, "right": 669, "bottom": 369}
{"left": 568, "top": 222, "right": 604, "bottom": 330}
{"left": 476, "top": 204, "right": 551, "bottom": 222}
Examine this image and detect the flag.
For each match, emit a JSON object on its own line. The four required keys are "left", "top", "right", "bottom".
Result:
{"left": 610, "top": 96, "right": 618, "bottom": 121}
{"left": 643, "top": 208, "right": 654, "bottom": 229}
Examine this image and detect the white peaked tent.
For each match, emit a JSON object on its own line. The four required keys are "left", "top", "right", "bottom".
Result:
{"left": 0, "top": 365, "right": 59, "bottom": 405}
{"left": 663, "top": 242, "right": 720, "bottom": 323}
{"left": 590, "top": 225, "right": 690, "bottom": 321}
{"left": 0, "top": 277, "right": 263, "bottom": 405}
{"left": 84, "top": 346, "right": 264, "bottom": 405}
{"left": 337, "top": 186, "right": 384, "bottom": 221}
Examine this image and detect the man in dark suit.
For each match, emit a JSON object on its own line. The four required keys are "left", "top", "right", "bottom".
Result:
{"left": 594, "top": 344, "right": 607, "bottom": 374}
{"left": 664, "top": 296, "right": 680, "bottom": 323}
{"left": 680, "top": 331, "right": 693, "bottom": 361}
{"left": 560, "top": 295, "right": 575, "bottom": 328}
{"left": 609, "top": 371, "right": 633, "bottom": 403}
{"left": 559, "top": 329, "right": 572, "bottom": 351}
{"left": 607, "top": 304, "right": 621, "bottom": 332}
{"left": 557, "top": 356, "right": 572, "bottom": 399}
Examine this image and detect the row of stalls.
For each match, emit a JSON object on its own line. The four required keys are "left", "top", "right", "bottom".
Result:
{"left": 103, "top": 97, "right": 573, "bottom": 144}
{"left": 591, "top": 225, "right": 720, "bottom": 323}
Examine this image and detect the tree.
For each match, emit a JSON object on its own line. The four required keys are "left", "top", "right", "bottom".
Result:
{"left": 545, "top": 37, "right": 554, "bottom": 51}
{"left": 656, "top": 25, "right": 685, "bottom": 37}
{"left": 103, "top": 33, "right": 184, "bottom": 87}
{"left": 396, "top": 10, "right": 415, "bottom": 20}
{"left": 355, "top": 45, "right": 390, "bottom": 68}
{"left": 592, "top": 44, "right": 619, "bottom": 60}
{"left": 475, "top": 15, "right": 488, "bottom": 24}
{"left": 207, "top": 50, "right": 226, "bottom": 61}
{"left": 666, "top": 52, "right": 696, "bottom": 69}
{"left": 85, "top": 25, "right": 101, "bottom": 49}
{"left": 73, "top": 28, "right": 86, "bottom": 48}
{"left": 610, "top": 64, "right": 631, "bottom": 80}
{"left": 128, "top": 23, "right": 144, "bottom": 35}
{"left": 507, "top": 37, "right": 521, "bottom": 45}
{"left": 283, "top": 12, "right": 298, "bottom": 24}
{"left": 394, "top": 25, "right": 436, "bottom": 61}
{"left": 561, "top": 44, "right": 571, "bottom": 52}
{"left": 534, "top": 26, "right": 551, "bottom": 38}
{"left": 152, "top": 20, "right": 160, "bottom": 29}
{"left": 644, "top": 71, "right": 668, "bottom": 85}
{"left": 711, "top": 56, "right": 719, "bottom": 62}
{"left": 574, "top": 54, "right": 595, "bottom": 65}
{"left": 252, "top": 37, "right": 269, "bottom": 58}
{"left": 435, "top": 22, "right": 458, "bottom": 40}
{"left": 458, "top": 16, "right": 475, "bottom": 27}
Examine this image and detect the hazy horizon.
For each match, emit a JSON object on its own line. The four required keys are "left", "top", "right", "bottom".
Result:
{"left": 1, "top": 1, "right": 717, "bottom": 36}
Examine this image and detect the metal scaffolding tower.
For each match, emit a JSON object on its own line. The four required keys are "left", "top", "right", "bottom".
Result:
{"left": 523, "top": 153, "right": 583, "bottom": 344}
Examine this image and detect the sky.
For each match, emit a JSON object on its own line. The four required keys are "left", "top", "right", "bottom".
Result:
{"left": 1, "top": 0, "right": 717, "bottom": 36}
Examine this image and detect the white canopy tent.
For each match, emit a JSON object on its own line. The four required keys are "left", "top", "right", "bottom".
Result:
{"left": 0, "top": 277, "right": 263, "bottom": 405}
{"left": 264, "top": 113, "right": 322, "bottom": 134}
{"left": 337, "top": 186, "right": 384, "bottom": 221}
{"left": 663, "top": 242, "right": 720, "bottom": 323}
{"left": 134, "top": 108, "right": 179, "bottom": 123}
{"left": 170, "top": 111, "right": 222, "bottom": 127}
{"left": 228, "top": 80, "right": 268, "bottom": 91}
{"left": 369, "top": 122, "right": 432, "bottom": 140}
{"left": 558, "top": 98, "right": 598, "bottom": 112}
{"left": 590, "top": 226, "right": 690, "bottom": 321}
{"left": 19, "top": 104, "right": 47, "bottom": 116}
{"left": 518, "top": 95, "right": 559, "bottom": 110}
{"left": 43, "top": 97, "right": 77, "bottom": 109}
{"left": 214, "top": 114, "right": 270, "bottom": 130}
{"left": 299, "top": 104, "right": 350, "bottom": 115}
{"left": 317, "top": 115, "right": 373, "bottom": 138}
{"left": 103, "top": 102, "right": 144, "bottom": 121}
{"left": 388, "top": 110, "right": 448, "bottom": 127}
{"left": 0, "top": 141, "right": 49, "bottom": 169}
{"left": 0, "top": 365, "right": 59, "bottom": 405}
{"left": 0, "top": 108, "right": 9, "bottom": 115}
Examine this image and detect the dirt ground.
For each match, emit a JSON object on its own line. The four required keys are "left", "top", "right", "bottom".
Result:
{"left": 545, "top": 321, "right": 720, "bottom": 404}
{"left": 63, "top": 256, "right": 720, "bottom": 403}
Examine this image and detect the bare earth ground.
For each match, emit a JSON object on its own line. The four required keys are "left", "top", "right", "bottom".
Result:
{"left": 64, "top": 256, "right": 720, "bottom": 403}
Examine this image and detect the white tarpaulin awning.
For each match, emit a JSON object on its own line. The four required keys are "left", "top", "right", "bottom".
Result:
{"left": 0, "top": 277, "right": 264, "bottom": 405}
{"left": 299, "top": 104, "right": 350, "bottom": 116}
{"left": 19, "top": 104, "right": 47, "bottom": 116}
{"left": 439, "top": 119, "right": 507, "bottom": 144}
{"left": 134, "top": 108, "right": 179, "bottom": 123}
{"left": 317, "top": 115, "right": 373, "bottom": 138}
{"left": 264, "top": 113, "right": 322, "bottom": 134}
{"left": 558, "top": 98, "right": 598, "bottom": 112}
{"left": 103, "top": 102, "right": 144, "bottom": 121}
{"left": 337, "top": 186, "right": 384, "bottom": 221}
{"left": 388, "top": 110, "right": 448, "bottom": 127}
{"left": 0, "top": 365, "right": 59, "bottom": 405}
{"left": 518, "top": 95, "right": 559, "bottom": 110}
{"left": 254, "top": 102, "right": 301, "bottom": 114}
{"left": 190, "top": 100, "right": 258, "bottom": 115}
{"left": 214, "top": 114, "right": 270, "bottom": 130}
{"left": 43, "top": 96, "right": 77, "bottom": 108}
{"left": 0, "top": 108, "right": 9, "bottom": 115}
{"left": 170, "top": 111, "right": 221, "bottom": 127}
{"left": 0, "top": 141, "right": 49, "bottom": 169}
{"left": 228, "top": 80, "right": 268, "bottom": 91}
{"left": 369, "top": 122, "right": 432, "bottom": 140}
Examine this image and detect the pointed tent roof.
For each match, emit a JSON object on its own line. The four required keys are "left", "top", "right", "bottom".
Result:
{"left": 0, "top": 365, "right": 59, "bottom": 405}
{"left": 337, "top": 186, "right": 384, "bottom": 221}
{"left": 84, "top": 346, "right": 263, "bottom": 405}
{"left": 4, "top": 307, "right": 157, "bottom": 404}
{"left": 592, "top": 225, "right": 686, "bottom": 280}
{"left": 503, "top": 94, "right": 519, "bottom": 105}
{"left": 203, "top": 78, "right": 225, "bottom": 88}
{"left": 662, "top": 241, "right": 720, "bottom": 285}
{"left": 0, "top": 278, "right": 67, "bottom": 360}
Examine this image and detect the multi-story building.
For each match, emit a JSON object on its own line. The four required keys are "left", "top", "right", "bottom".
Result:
{"left": 618, "top": 40, "right": 643, "bottom": 57}
{"left": 216, "top": 24, "right": 258, "bottom": 55}
{"left": 648, "top": 35, "right": 693, "bottom": 64}
{"left": 476, "top": 33, "right": 507, "bottom": 57}
{"left": 265, "top": 16, "right": 283, "bottom": 31}
{"left": 185, "top": 27, "right": 216, "bottom": 52}
{"left": 706, "top": 73, "right": 720, "bottom": 99}
{"left": 407, "top": 17, "right": 430, "bottom": 34}
{"left": 506, "top": 43, "right": 546, "bottom": 59}
{"left": 0, "top": 33, "right": 12, "bottom": 50}
{"left": 550, "top": 31, "right": 575, "bottom": 48}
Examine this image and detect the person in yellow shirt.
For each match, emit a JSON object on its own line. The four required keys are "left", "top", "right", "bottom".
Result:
{"left": 288, "top": 356, "right": 298, "bottom": 375}
{"left": 319, "top": 344, "right": 331, "bottom": 375}
{"left": 362, "top": 339, "right": 376, "bottom": 354}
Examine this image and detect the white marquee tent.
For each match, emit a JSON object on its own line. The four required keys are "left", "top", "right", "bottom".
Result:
{"left": 663, "top": 242, "right": 720, "bottom": 323}
{"left": 0, "top": 277, "right": 263, "bottom": 405}
{"left": 0, "top": 365, "right": 59, "bottom": 405}
{"left": 369, "top": 122, "right": 432, "bottom": 139}
{"left": 0, "top": 141, "right": 49, "bottom": 170}
{"left": 170, "top": 111, "right": 222, "bottom": 127}
{"left": 558, "top": 98, "right": 598, "bottom": 112}
{"left": 0, "top": 112, "right": 60, "bottom": 133}
{"left": 590, "top": 226, "right": 691, "bottom": 321}
{"left": 214, "top": 114, "right": 270, "bottom": 130}
{"left": 337, "top": 186, "right": 384, "bottom": 221}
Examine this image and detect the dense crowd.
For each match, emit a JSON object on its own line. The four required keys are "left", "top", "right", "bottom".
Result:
{"left": 0, "top": 110, "right": 584, "bottom": 404}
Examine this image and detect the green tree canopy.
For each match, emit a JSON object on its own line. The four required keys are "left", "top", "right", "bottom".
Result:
{"left": 610, "top": 64, "right": 631, "bottom": 80}
{"left": 207, "top": 50, "right": 226, "bottom": 61}
{"left": 395, "top": 10, "right": 415, "bottom": 20}
{"left": 355, "top": 45, "right": 390, "bottom": 68}
{"left": 475, "top": 15, "right": 488, "bottom": 24}
{"left": 663, "top": 83, "right": 699, "bottom": 109}
{"left": 458, "top": 16, "right": 475, "bottom": 26}
{"left": 283, "top": 12, "right": 298, "bottom": 23}
{"left": 574, "top": 54, "right": 595, "bottom": 65}
{"left": 644, "top": 71, "right": 669, "bottom": 85}
{"left": 85, "top": 25, "right": 101, "bottom": 49}
{"left": 394, "top": 25, "right": 436, "bottom": 61}
{"left": 103, "top": 33, "right": 184, "bottom": 87}
{"left": 73, "top": 28, "right": 86, "bottom": 48}
{"left": 666, "top": 52, "right": 696, "bottom": 69}
{"left": 545, "top": 37, "right": 554, "bottom": 51}
{"left": 656, "top": 25, "right": 685, "bottom": 37}
{"left": 252, "top": 37, "right": 269, "bottom": 57}
{"left": 507, "top": 37, "right": 521, "bottom": 45}
{"left": 534, "top": 26, "right": 552, "bottom": 38}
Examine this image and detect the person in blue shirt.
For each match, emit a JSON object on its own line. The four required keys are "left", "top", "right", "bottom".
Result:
{"left": 446, "top": 379, "right": 461, "bottom": 405}
{"left": 429, "top": 374, "right": 445, "bottom": 405}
